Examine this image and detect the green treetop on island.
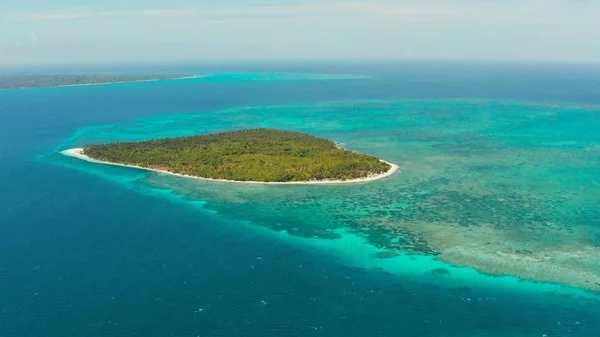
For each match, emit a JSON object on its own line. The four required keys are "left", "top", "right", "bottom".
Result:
{"left": 0, "top": 74, "right": 193, "bottom": 89}
{"left": 83, "top": 128, "right": 392, "bottom": 182}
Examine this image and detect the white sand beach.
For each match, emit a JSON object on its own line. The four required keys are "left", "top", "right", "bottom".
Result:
{"left": 61, "top": 148, "right": 399, "bottom": 185}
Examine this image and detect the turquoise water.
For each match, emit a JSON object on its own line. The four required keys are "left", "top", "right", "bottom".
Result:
{"left": 52, "top": 99, "right": 600, "bottom": 290}
{"left": 2, "top": 64, "right": 600, "bottom": 336}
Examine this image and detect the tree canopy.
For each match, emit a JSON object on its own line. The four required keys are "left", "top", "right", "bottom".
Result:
{"left": 83, "top": 128, "right": 391, "bottom": 182}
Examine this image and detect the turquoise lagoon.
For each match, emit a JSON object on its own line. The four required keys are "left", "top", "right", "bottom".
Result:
{"left": 53, "top": 100, "right": 600, "bottom": 291}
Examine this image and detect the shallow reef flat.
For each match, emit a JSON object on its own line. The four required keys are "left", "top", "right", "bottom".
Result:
{"left": 57, "top": 100, "right": 600, "bottom": 291}
{"left": 390, "top": 220, "right": 600, "bottom": 291}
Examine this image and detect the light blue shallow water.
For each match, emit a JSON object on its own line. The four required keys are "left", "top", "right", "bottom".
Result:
{"left": 1, "top": 63, "right": 600, "bottom": 336}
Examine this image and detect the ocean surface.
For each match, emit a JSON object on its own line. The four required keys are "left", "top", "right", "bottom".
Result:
{"left": 1, "top": 62, "right": 600, "bottom": 336}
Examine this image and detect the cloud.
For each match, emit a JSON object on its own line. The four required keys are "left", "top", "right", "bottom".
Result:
{"left": 205, "top": 16, "right": 318, "bottom": 25}
{"left": 7, "top": 1, "right": 597, "bottom": 26}
{"left": 6, "top": 7, "right": 192, "bottom": 22}
{"left": 0, "top": 2, "right": 478, "bottom": 23}
{"left": 5, "top": 4, "right": 316, "bottom": 22}
{"left": 3, "top": 0, "right": 600, "bottom": 64}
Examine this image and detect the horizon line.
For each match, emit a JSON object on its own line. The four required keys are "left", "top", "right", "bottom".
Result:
{"left": 2, "top": 58, "right": 600, "bottom": 70}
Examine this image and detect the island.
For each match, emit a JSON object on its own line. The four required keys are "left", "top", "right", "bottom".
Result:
{"left": 0, "top": 74, "right": 196, "bottom": 89}
{"left": 61, "top": 129, "right": 398, "bottom": 184}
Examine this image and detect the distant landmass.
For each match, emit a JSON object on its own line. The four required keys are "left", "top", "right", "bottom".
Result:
{"left": 63, "top": 129, "right": 397, "bottom": 183}
{"left": 0, "top": 74, "right": 195, "bottom": 89}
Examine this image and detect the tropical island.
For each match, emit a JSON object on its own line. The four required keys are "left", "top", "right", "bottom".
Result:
{"left": 62, "top": 129, "right": 398, "bottom": 184}
{"left": 0, "top": 74, "right": 195, "bottom": 89}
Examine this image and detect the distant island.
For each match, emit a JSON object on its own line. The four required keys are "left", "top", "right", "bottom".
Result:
{"left": 62, "top": 129, "right": 398, "bottom": 184}
{"left": 0, "top": 74, "right": 196, "bottom": 89}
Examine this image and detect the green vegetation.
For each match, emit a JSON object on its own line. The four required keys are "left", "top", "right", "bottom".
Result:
{"left": 83, "top": 129, "right": 392, "bottom": 182}
{"left": 0, "top": 74, "right": 192, "bottom": 89}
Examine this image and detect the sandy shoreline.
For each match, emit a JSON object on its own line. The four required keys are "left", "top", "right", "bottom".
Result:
{"left": 54, "top": 75, "right": 198, "bottom": 88}
{"left": 61, "top": 148, "right": 399, "bottom": 185}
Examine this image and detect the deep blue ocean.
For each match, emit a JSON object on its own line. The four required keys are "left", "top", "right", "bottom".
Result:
{"left": 1, "top": 62, "right": 600, "bottom": 336}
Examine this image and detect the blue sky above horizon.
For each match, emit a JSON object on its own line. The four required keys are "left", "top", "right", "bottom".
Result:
{"left": 2, "top": 0, "right": 600, "bottom": 66}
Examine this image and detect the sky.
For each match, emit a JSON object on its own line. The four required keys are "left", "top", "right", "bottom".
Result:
{"left": 1, "top": 0, "right": 600, "bottom": 66}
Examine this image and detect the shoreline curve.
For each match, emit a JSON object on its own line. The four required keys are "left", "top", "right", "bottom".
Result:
{"left": 60, "top": 148, "right": 399, "bottom": 185}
